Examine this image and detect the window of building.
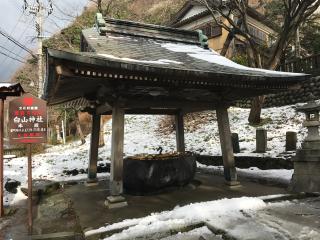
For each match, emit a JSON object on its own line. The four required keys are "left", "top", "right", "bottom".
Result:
{"left": 198, "top": 23, "right": 222, "bottom": 38}
{"left": 248, "top": 25, "right": 267, "bottom": 44}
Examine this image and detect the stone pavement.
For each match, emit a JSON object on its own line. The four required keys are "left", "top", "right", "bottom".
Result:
{"left": 64, "top": 172, "right": 288, "bottom": 234}
{"left": 1, "top": 172, "right": 320, "bottom": 240}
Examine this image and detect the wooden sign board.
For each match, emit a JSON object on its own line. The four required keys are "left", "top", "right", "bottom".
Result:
{"left": 8, "top": 93, "right": 47, "bottom": 144}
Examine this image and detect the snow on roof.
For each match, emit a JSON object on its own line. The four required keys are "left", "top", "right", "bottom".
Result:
{"left": 0, "top": 82, "right": 24, "bottom": 95}
{"left": 98, "top": 54, "right": 183, "bottom": 65}
{"left": 0, "top": 83, "right": 15, "bottom": 88}
{"left": 80, "top": 23, "right": 308, "bottom": 80}
{"left": 161, "top": 43, "right": 305, "bottom": 76}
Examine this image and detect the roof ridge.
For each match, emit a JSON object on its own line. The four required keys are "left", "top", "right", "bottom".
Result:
{"left": 96, "top": 17, "right": 201, "bottom": 45}
{"left": 104, "top": 18, "right": 198, "bottom": 36}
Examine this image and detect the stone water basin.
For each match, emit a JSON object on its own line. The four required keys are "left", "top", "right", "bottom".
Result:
{"left": 123, "top": 152, "right": 196, "bottom": 194}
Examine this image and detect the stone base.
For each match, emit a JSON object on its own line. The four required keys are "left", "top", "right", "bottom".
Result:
{"left": 291, "top": 146, "right": 320, "bottom": 193}
{"left": 105, "top": 196, "right": 128, "bottom": 209}
{"left": 225, "top": 180, "right": 241, "bottom": 187}
{"left": 290, "top": 138, "right": 320, "bottom": 193}
{"left": 85, "top": 178, "right": 99, "bottom": 187}
{"left": 289, "top": 174, "right": 320, "bottom": 193}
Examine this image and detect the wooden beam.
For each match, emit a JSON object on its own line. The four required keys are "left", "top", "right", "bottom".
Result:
{"left": 95, "top": 104, "right": 112, "bottom": 115}
{"left": 123, "top": 98, "right": 218, "bottom": 110}
{"left": 110, "top": 103, "right": 125, "bottom": 196}
{"left": 216, "top": 105, "right": 238, "bottom": 184}
{"left": 55, "top": 65, "right": 74, "bottom": 77}
{"left": 175, "top": 111, "right": 185, "bottom": 153}
{"left": 102, "top": 108, "right": 179, "bottom": 115}
{"left": 87, "top": 114, "right": 101, "bottom": 182}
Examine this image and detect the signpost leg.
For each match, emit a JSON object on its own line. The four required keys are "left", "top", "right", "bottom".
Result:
{"left": 27, "top": 144, "right": 33, "bottom": 234}
{"left": 0, "top": 98, "right": 4, "bottom": 217}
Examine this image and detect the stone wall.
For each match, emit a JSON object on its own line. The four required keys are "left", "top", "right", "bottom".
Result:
{"left": 235, "top": 76, "right": 320, "bottom": 108}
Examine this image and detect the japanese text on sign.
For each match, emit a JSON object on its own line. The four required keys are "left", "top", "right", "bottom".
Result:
{"left": 8, "top": 94, "right": 47, "bottom": 144}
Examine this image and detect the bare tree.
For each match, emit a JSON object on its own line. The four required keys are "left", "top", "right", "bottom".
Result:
{"left": 196, "top": 0, "right": 320, "bottom": 124}
{"left": 90, "top": 0, "right": 114, "bottom": 14}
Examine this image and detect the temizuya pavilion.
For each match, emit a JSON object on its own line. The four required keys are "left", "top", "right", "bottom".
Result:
{"left": 44, "top": 14, "right": 309, "bottom": 206}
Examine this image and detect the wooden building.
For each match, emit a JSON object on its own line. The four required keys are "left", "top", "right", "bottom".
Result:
{"left": 44, "top": 14, "right": 308, "bottom": 206}
{"left": 169, "top": 1, "right": 276, "bottom": 57}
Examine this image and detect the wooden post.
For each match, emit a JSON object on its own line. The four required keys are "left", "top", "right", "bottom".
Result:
{"left": 0, "top": 98, "right": 4, "bottom": 217}
{"left": 87, "top": 114, "right": 101, "bottom": 183}
{"left": 61, "top": 120, "right": 66, "bottom": 145}
{"left": 256, "top": 129, "right": 267, "bottom": 153}
{"left": 231, "top": 133, "right": 240, "bottom": 153}
{"left": 286, "top": 131, "right": 297, "bottom": 151}
{"left": 175, "top": 111, "right": 185, "bottom": 153}
{"left": 99, "top": 116, "right": 105, "bottom": 147}
{"left": 27, "top": 144, "right": 32, "bottom": 234}
{"left": 110, "top": 104, "right": 125, "bottom": 196}
{"left": 216, "top": 106, "right": 238, "bottom": 184}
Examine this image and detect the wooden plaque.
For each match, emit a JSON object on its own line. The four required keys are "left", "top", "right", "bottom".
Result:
{"left": 8, "top": 93, "right": 47, "bottom": 144}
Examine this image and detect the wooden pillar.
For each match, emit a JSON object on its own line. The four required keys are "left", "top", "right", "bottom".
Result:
{"left": 99, "top": 116, "right": 105, "bottom": 147}
{"left": 0, "top": 98, "right": 4, "bottom": 217}
{"left": 87, "top": 113, "right": 101, "bottom": 183}
{"left": 216, "top": 106, "right": 238, "bottom": 184}
{"left": 110, "top": 104, "right": 125, "bottom": 196}
{"left": 175, "top": 111, "right": 185, "bottom": 153}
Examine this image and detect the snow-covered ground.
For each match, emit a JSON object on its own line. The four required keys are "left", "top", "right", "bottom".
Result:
{"left": 3, "top": 105, "right": 305, "bottom": 206}
{"left": 84, "top": 196, "right": 320, "bottom": 240}
{"left": 85, "top": 197, "right": 267, "bottom": 239}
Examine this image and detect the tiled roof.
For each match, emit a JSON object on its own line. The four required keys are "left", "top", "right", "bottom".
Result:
{"left": 44, "top": 17, "right": 309, "bottom": 107}
{"left": 0, "top": 82, "right": 24, "bottom": 98}
{"left": 81, "top": 20, "right": 306, "bottom": 83}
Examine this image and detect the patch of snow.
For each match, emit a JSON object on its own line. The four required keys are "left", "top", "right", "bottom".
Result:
{"left": 161, "top": 43, "right": 305, "bottom": 76}
{"left": 299, "top": 228, "right": 320, "bottom": 240}
{"left": 85, "top": 197, "right": 266, "bottom": 239}
{"left": 0, "top": 83, "right": 14, "bottom": 88}
{"left": 10, "top": 188, "right": 27, "bottom": 206}
{"left": 159, "top": 226, "right": 213, "bottom": 240}
{"left": 197, "top": 163, "right": 293, "bottom": 185}
{"left": 98, "top": 53, "right": 182, "bottom": 65}
{"left": 258, "top": 194, "right": 292, "bottom": 201}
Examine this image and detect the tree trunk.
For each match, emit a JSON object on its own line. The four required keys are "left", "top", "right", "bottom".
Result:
{"left": 76, "top": 112, "right": 86, "bottom": 145}
{"left": 220, "top": 32, "right": 234, "bottom": 56}
{"left": 248, "top": 96, "right": 265, "bottom": 125}
{"left": 247, "top": 41, "right": 264, "bottom": 125}
{"left": 97, "top": 0, "right": 102, "bottom": 12}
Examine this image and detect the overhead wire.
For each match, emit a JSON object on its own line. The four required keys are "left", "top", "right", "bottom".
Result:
{"left": 0, "top": 15, "right": 36, "bottom": 72}
{"left": 0, "top": 0, "right": 38, "bottom": 68}
{"left": 0, "top": 10, "right": 27, "bottom": 65}
{"left": 0, "top": 27, "right": 37, "bottom": 59}
{"left": 0, "top": 50, "right": 27, "bottom": 64}
{"left": 0, "top": 45, "right": 26, "bottom": 62}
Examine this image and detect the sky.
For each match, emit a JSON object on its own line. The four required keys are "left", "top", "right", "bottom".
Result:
{"left": 0, "top": 0, "right": 88, "bottom": 82}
